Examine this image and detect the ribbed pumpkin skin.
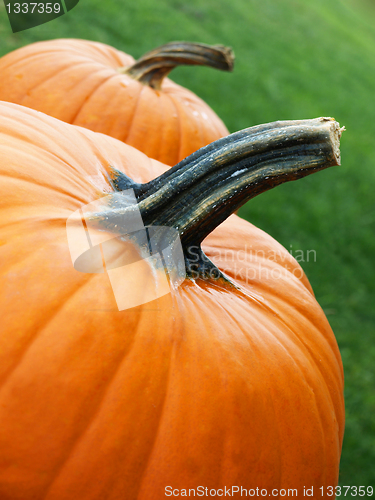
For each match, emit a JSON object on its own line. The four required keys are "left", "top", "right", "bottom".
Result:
{"left": 0, "top": 103, "right": 344, "bottom": 500}
{"left": 0, "top": 39, "right": 229, "bottom": 166}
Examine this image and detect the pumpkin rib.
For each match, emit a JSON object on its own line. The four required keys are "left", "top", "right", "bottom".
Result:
{"left": 193, "top": 289, "right": 272, "bottom": 485}
{"left": 0, "top": 169, "right": 88, "bottom": 207}
{"left": 122, "top": 83, "right": 147, "bottom": 145}
{"left": 150, "top": 91, "right": 180, "bottom": 162}
{"left": 15, "top": 59, "right": 121, "bottom": 127}
{"left": 229, "top": 286, "right": 332, "bottom": 400}
{"left": 122, "top": 84, "right": 168, "bottom": 160}
{"left": 155, "top": 92, "right": 180, "bottom": 167}
{"left": 97, "top": 78, "right": 142, "bottom": 143}
{"left": 41, "top": 297, "right": 181, "bottom": 500}
{"left": 0, "top": 170, "right": 90, "bottom": 212}
{"left": 281, "top": 338, "right": 338, "bottom": 485}
{"left": 0, "top": 111, "right": 102, "bottom": 180}
{"left": 240, "top": 276, "right": 342, "bottom": 382}
{"left": 0, "top": 50, "right": 53, "bottom": 73}
{"left": 162, "top": 92, "right": 183, "bottom": 166}
{"left": 2, "top": 39, "right": 119, "bottom": 66}
{"left": 176, "top": 287, "right": 227, "bottom": 481}
{"left": 213, "top": 286, "right": 341, "bottom": 488}
{"left": 133, "top": 341, "right": 178, "bottom": 500}
{"left": 234, "top": 282, "right": 344, "bottom": 432}
{"left": 14, "top": 39, "right": 129, "bottom": 74}
{"left": 72, "top": 77, "right": 140, "bottom": 146}
{"left": 0, "top": 221, "right": 52, "bottom": 278}
{"left": 0, "top": 209, "right": 68, "bottom": 237}
{"left": 163, "top": 82, "right": 226, "bottom": 144}
{"left": 269, "top": 293, "right": 344, "bottom": 384}
{"left": 136, "top": 290, "right": 227, "bottom": 494}
{"left": 40, "top": 69, "right": 117, "bottom": 124}
{"left": 239, "top": 306, "right": 329, "bottom": 489}
{"left": 0, "top": 270, "right": 97, "bottom": 388}
{"left": 256, "top": 293, "right": 335, "bottom": 369}
{"left": 39, "top": 307, "right": 146, "bottom": 499}
{"left": 154, "top": 290, "right": 266, "bottom": 492}
{"left": 248, "top": 268, "right": 344, "bottom": 388}
{"left": 41, "top": 39, "right": 130, "bottom": 67}
{"left": 220, "top": 301, "right": 283, "bottom": 490}
{"left": 187, "top": 100, "right": 207, "bottom": 162}
{"left": 64, "top": 70, "right": 121, "bottom": 126}
{"left": 168, "top": 91, "right": 205, "bottom": 162}
{"left": 52, "top": 39, "right": 134, "bottom": 66}
{"left": 19, "top": 60, "right": 104, "bottom": 102}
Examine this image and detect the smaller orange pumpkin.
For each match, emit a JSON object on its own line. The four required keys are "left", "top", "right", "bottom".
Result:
{"left": 0, "top": 39, "right": 234, "bottom": 166}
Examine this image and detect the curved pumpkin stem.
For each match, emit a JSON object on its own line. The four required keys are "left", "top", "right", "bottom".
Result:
{"left": 120, "top": 41, "right": 234, "bottom": 90}
{"left": 96, "top": 118, "right": 343, "bottom": 280}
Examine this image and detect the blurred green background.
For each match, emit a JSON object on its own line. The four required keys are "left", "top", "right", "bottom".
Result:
{"left": 0, "top": 0, "right": 374, "bottom": 489}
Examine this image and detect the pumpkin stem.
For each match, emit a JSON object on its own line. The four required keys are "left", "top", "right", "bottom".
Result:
{"left": 98, "top": 118, "right": 343, "bottom": 280}
{"left": 119, "top": 41, "right": 234, "bottom": 90}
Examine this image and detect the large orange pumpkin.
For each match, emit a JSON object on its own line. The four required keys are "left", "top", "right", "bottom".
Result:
{"left": 0, "top": 39, "right": 233, "bottom": 166}
{"left": 0, "top": 102, "right": 344, "bottom": 499}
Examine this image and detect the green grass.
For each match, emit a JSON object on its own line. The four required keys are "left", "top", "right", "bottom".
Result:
{"left": 1, "top": 0, "right": 374, "bottom": 488}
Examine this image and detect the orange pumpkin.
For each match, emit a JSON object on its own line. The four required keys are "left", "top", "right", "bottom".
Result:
{"left": 0, "top": 102, "right": 344, "bottom": 499}
{"left": 0, "top": 39, "right": 233, "bottom": 166}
